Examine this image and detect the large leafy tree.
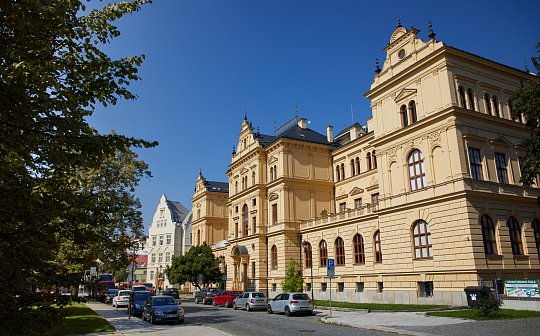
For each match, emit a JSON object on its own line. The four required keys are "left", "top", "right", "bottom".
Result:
{"left": 166, "top": 243, "right": 223, "bottom": 290}
{"left": 512, "top": 43, "right": 540, "bottom": 186}
{"left": 0, "top": 1, "right": 155, "bottom": 334}
{"left": 281, "top": 258, "right": 303, "bottom": 292}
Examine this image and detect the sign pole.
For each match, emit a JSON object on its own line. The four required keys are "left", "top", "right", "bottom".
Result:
{"left": 329, "top": 277, "right": 332, "bottom": 318}
{"left": 327, "top": 258, "right": 334, "bottom": 318}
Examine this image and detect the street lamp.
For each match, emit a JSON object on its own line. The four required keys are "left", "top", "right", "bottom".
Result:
{"left": 302, "top": 240, "right": 314, "bottom": 301}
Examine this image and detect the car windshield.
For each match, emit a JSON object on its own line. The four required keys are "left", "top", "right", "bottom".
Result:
{"left": 252, "top": 292, "right": 265, "bottom": 298}
{"left": 168, "top": 288, "right": 178, "bottom": 292}
{"left": 107, "top": 289, "right": 118, "bottom": 294}
{"left": 119, "top": 291, "right": 131, "bottom": 297}
{"left": 153, "top": 297, "right": 177, "bottom": 306}
{"left": 134, "top": 292, "right": 152, "bottom": 301}
{"left": 292, "top": 294, "right": 309, "bottom": 300}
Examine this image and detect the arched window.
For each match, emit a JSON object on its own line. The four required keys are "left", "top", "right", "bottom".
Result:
{"left": 235, "top": 181, "right": 238, "bottom": 193}
{"left": 408, "top": 149, "right": 426, "bottom": 191}
{"left": 374, "top": 230, "right": 382, "bottom": 263}
{"left": 484, "top": 93, "right": 492, "bottom": 115}
{"left": 340, "top": 163, "right": 345, "bottom": 180}
{"left": 353, "top": 234, "right": 365, "bottom": 264}
{"left": 412, "top": 220, "right": 432, "bottom": 258}
{"left": 409, "top": 100, "right": 417, "bottom": 123}
{"left": 532, "top": 219, "right": 540, "bottom": 255}
{"left": 252, "top": 171, "right": 256, "bottom": 185}
{"left": 350, "top": 159, "right": 355, "bottom": 176}
{"left": 355, "top": 157, "right": 360, "bottom": 174}
{"left": 458, "top": 86, "right": 466, "bottom": 108}
{"left": 467, "top": 89, "right": 475, "bottom": 110}
{"left": 319, "top": 240, "right": 328, "bottom": 267}
{"left": 481, "top": 215, "right": 496, "bottom": 255}
{"left": 367, "top": 153, "right": 372, "bottom": 170}
{"left": 274, "top": 165, "right": 277, "bottom": 180}
{"left": 507, "top": 217, "right": 523, "bottom": 255}
{"left": 271, "top": 245, "right": 278, "bottom": 269}
{"left": 197, "top": 229, "right": 201, "bottom": 246}
{"left": 335, "top": 237, "right": 345, "bottom": 265}
{"left": 335, "top": 165, "right": 340, "bottom": 181}
{"left": 242, "top": 204, "right": 249, "bottom": 237}
{"left": 304, "top": 242, "right": 312, "bottom": 268}
{"left": 492, "top": 96, "right": 500, "bottom": 117}
{"left": 400, "top": 104, "right": 408, "bottom": 127}
{"left": 197, "top": 209, "right": 201, "bottom": 220}
{"left": 270, "top": 167, "right": 274, "bottom": 181}
{"left": 372, "top": 151, "right": 377, "bottom": 169}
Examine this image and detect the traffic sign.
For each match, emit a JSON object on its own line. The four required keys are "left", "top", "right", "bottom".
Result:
{"left": 327, "top": 259, "right": 335, "bottom": 279}
{"left": 127, "top": 274, "right": 136, "bottom": 282}
{"left": 127, "top": 263, "right": 138, "bottom": 272}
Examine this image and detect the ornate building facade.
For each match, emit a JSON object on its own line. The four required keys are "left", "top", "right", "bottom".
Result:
{"left": 192, "top": 24, "right": 540, "bottom": 306}
{"left": 146, "top": 194, "right": 192, "bottom": 290}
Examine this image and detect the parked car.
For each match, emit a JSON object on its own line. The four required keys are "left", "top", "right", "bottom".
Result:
{"left": 105, "top": 289, "right": 119, "bottom": 304}
{"left": 131, "top": 285, "right": 147, "bottom": 292}
{"left": 267, "top": 292, "right": 313, "bottom": 316}
{"left": 112, "top": 290, "right": 131, "bottom": 308}
{"left": 129, "top": 290, "right": 153, "bottom": 316}
{"left": 163, "top": 287, "right": 179, "bottom": 299}
{"left": 212, "top": 290, "right": 241, "bottom": 308}
{"left": 135, "top": 282, "right": 155, "bottom": 293}
{"left": 142, "top": 295, "right": 184, "bottom": 324}
{"left": 194, "top": 288, "right": 219, "bottom": 304}
{"left": 233, "top": 291, "right": 267, "bottom": 311}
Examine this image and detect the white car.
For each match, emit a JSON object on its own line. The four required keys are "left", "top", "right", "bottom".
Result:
{"left": 267, "top": 292, "right": 313, "bottom": 316}
{"left": 233, "top": 292, "right": 267, "bottom": 311}
{"left": 112, "top": 290, "right": 131, "bottom": 308}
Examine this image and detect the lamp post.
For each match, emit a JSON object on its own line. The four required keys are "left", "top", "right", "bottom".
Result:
{"left": 302, "top": 240, "right": 314, "bottom": 301}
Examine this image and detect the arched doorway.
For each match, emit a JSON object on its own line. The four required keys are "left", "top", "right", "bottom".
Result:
{"left": 231, "top": 245, "right": 249, "bottom": 291}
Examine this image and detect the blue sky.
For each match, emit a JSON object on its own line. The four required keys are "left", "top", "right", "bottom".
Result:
{"left": 87, "top": 0, "right": 540, "bottom": 233}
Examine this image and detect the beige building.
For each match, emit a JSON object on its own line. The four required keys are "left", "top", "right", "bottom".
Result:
{"left": 192, "top": 24, "right": 540, "bottom": 306}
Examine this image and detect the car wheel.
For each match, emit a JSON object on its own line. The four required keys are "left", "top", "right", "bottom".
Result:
{"left": 212, "top": 299, "right": 216, "bottom": 306}
{"left": 267, "top": 305, "right": 273, "bottom": 314}
{"left": 150, "top": 313, "right": 156, "bottom": 325}
{"left": 285, "top": 306, "right": 291, "bottom": 317}
{"left": 233, "top": 302, "right": 237, "bottom": 310}
{"left": 224, "top": 301, "right": 230, "bottom": 308}
{"left": 195, "top": 297, "right": 199, "bottom": 304}
{"left": 177, "top": 318, "right": 184, "bottom": 324}
{"left": 246, "top": 304, "right": 251, "bottom": 312}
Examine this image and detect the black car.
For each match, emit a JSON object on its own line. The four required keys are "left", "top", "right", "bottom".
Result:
{"left": 195, "top": 288, "right": 219, "bottom": 304}
{"left": 142, "top": 296, "right": 184, "bottom": 324}
{"left": 129, "top": 290, "right": 153, "bottom": 316}
{"left": 163, "top": 287, "right": 179, "bottom": 299}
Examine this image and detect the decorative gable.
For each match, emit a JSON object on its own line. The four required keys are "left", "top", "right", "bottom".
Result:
{"left": 349, "top": 187, "right": 364, "bottom": 196}
{"left": 394, "top": 88, "right": 417, "bottom": 103}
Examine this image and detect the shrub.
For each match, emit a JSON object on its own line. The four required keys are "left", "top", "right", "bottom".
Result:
{"left": 474, "top": 296, "right": 502, "bottom": 318}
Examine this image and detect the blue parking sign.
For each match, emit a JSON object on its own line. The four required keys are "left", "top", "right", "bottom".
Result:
{"left": 327, "top": 258, "right": 335, "bottom": 271}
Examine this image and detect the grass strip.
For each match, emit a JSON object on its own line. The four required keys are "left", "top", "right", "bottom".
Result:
{"left": 50, "top": 302, "right": 115, "bottom": 336}
{"left": 314, "top": 300, "right": 447, "bottom": 311}
{"left": 427, "top": 308, "right": 540, "bottom": 320}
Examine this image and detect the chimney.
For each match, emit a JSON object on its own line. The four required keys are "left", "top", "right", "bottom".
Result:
{"left": 326, "top": 125, "right": 333, "bottom": 143}
{"left": 350, "top": 126, "right": 358, "bottom": 140}
{"left": 298, "top": 118, "right": 307, "bottom": 129}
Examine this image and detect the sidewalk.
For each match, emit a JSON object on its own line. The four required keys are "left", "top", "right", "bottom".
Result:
{"left": 85, "top": 301, "right": 232, "bottom": 336}
{"left": 319, "top": 308, "right": 469, "bottom": 336}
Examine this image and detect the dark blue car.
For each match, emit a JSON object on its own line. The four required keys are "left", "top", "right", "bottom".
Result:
{"left": 129, "top": 290, "right": 153, "bottom": 316}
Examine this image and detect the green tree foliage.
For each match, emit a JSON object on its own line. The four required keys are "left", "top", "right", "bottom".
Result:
{"left": 166, "top": 243, "right": 223, "bottom": 290}
{"left": 474, "top": 296, "right": 502, "bottom": 318}
{"left": 281, "top": 258, "right": 303, "bottom": 292}
{"left": 0, "top": 1, "right": 156, "bottom": 334}
{"left": 512, "top": 43, "right": 540, "bottom": 186}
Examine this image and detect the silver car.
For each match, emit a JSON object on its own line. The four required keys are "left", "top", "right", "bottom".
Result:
{"left": 267, "top": 292, "right": 313, "bottom": 316}
{"left": 233, "top": 292, "right": 267, "bottom": 311}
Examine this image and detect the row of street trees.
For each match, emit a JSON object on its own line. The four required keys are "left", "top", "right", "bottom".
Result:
{"left": 0, "top": 1, "right": 155, "bottom": 334}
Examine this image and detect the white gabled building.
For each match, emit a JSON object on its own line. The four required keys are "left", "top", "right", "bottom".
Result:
{"left": 146, "top": 194, "right": 192, "bottom": 290}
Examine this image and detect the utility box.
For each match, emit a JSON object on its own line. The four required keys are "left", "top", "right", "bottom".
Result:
{"left": 464, "top": 286, "right": 491, "bottom": 307}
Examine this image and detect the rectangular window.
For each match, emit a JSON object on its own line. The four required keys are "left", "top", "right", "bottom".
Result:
{"left": 377, "top": 282, "right": 384, "bottom": 293}
{"left": 418, "top": 281, "right": 434, "bottom": 297}
{"left": 338, "top": 282, "right": 344, "bottom": 292}
{"left": 152, "top": 236, "right": 156, "bottom": 246}
{"left": 235, "top": 206, "right": 238, "bottom": 213}
{"left": 252, "top": 262, "right": 256, "bottom": 279}
{"left": 272, "top": 204, "right": 278, "bottom": 225}
{"left": 371, "top": 193, "right": 379, "bottom": 205}
{"left": 354, "top": 198, "right": 362, "bottom": 209}
{"left": 159, "top": 236, "right": 164, "bottom": 246}
{"left": 151, "top": 254, "right": 156, "bottom": 263}
{"left": 356, "top": 282, "right": 364, "bottom": 292}
{"left": 339, "top": 202, "right": 346, "bottom": 213}
{"left": 252, "top": 216, "right": 257, "bottom": 234}
{"left": 252, "top": 198, "right": 256, "bottom": 206}
{"left": 158, "top": 253, "right": 163, "bottom": 263}
{"left": 306, "top": 283, "right": 312, "bottom": 292}
{"left": 321, "top": 283, "right": 327, "bottom": 292}
{"left": 495, "top": 153, "right": 508, "bottom": 183}
{"left": 235, "top": 223, "right": 238, "bottom": 239}
{"left": 468, "top": 147, "right": 483, "bottom": 180}
{"left": 272, "top": 283, "right": 277, "bottom": 292}
{"left": 150, "top": 270, "right": 154, "bottom": 280}
{"left": 166, "top": 235, "right": 171, "bottom": 245}
{"left": 165, "top": 252, "right": 170, "bottom": 262}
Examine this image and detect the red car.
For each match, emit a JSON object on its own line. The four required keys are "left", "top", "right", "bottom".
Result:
{"left": 212, "top": 290, "right": 241, "bottom": 308}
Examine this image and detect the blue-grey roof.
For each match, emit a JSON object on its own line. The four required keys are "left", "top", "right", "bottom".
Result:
{"left": 335, "top": 122, "right": 363, "bottom": 139}
{"left": 205, "top": 180, "right": 229, "bottom": 193}
{"left": 167, "top": 200, "right": 190, "bottom": 224}
{"left": 273, "top": 125, "right": 335, "bottom": 146}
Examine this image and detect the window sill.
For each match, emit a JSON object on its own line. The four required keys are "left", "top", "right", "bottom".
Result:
{"left": 413, "top": 257, "right": 433, "bottom": 261}
{"left": 485, "top": 254, "right": 503, "bottom": 260}
{"left": 513, "top": 255, "right": 529, "bottom": 260}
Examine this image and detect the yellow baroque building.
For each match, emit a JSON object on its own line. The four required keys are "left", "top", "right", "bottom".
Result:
{"left": 191, "top": 25, "right": 540, "bottom": 306}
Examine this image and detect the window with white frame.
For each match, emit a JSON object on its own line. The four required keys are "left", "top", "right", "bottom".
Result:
{"left": 166, "top": 235, "right": 171, "bottom": 245}
{"left": 165, "top": 252, "right": 170, "bottom": 262}
{"left": 408, "top": 149, "right": 426, "bottom": 191}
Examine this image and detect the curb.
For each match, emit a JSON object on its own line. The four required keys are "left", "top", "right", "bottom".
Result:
{"left": 320, "top": 316, "right": 436, "bottom": 336}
